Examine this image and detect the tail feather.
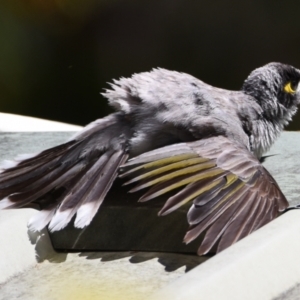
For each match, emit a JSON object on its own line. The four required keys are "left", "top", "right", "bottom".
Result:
{"left": 75, "top": 150, "right": 128, "bottom": 228}
{"left": 28, "top": 206, "right": 57, "bottom": 232}
{"left": 58, "top": 153, "right": 112, "bottom": 211}
{"left": 48, "top": 150, "right": 129, "bottom": 231}
{"left": 39, "top": 156, "right": 109, "bottom": 231}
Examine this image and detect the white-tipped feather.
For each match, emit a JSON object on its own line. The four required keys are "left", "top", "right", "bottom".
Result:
{"left": 48, "top": 210, "right": 75, "bottom": 232}
{"left": 0, "top": 197, "right": 14, "bottom": 209}
{"left": 74, "top": 203, "right": 97, "bottom": 228}
{"left": 28, "top": 209, "right": 56, "bottom": 232}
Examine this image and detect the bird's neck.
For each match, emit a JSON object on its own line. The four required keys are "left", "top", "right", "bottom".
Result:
{"left": 241, "top": 90, "right": 298, "bottom": 157}
{"left": 251, "top": 103, "right": 298, "bottom": 158}
{"left": 251, "top": 118, "right": 283, "bottom": 158}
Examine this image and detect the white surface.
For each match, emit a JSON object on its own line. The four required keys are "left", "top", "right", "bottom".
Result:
{"left": 3, "top": 209, "right": 300, "bottom": 300}
{"left": 0, "top": 209, "right": 37, "bottom": 284}
{"left": 147, "top": 210, "right": 300, "bottom": 300}
{"left": 0, "top": 113, "right": 82, "bottom": 131}
{"left": 0, "top": 251, "right": 188, "bottom": 300}
{"left": 0, "top": 207, "right": 198, "bottom": 299}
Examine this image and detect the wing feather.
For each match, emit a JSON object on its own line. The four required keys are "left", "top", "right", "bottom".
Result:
{"left": 121, "top": 136, "right": 288, "bottom": 254}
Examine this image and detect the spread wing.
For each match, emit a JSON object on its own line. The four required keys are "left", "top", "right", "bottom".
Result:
{"left": 120, "top": 136, "right": 288, "bottom": 255}
{"left": 0, "top": 113, "right": 131, "bottom": 231}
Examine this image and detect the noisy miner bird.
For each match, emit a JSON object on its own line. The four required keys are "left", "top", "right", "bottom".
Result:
{"left": 0, "top": 62, "right": 300, "bottom": 255}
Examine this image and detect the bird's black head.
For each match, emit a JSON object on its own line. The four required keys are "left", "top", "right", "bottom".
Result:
{"left": 242, "top": 62, "right": 300, "bottom": 122}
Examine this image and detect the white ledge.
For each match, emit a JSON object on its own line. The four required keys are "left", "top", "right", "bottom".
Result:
{"left": 147, "top": 210, "right": 300, "bottom": 300}
{"left": 0, "top": 113, "right": 82, "bottom": 131}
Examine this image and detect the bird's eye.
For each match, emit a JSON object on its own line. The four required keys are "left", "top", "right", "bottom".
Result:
{"left": 284, "top": 81, "right": 298, "bottom": 94}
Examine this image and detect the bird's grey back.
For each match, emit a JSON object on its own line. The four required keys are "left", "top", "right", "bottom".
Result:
{"left": 103, "top": 68, "right": 254, "bottom": 155}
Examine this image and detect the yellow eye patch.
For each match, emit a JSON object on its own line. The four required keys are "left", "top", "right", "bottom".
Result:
{"left": 284, "top": 82, "right": 296, "bottom": 94}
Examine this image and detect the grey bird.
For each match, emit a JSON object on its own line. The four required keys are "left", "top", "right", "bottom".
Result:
{"left": 0, "top": 62, "right": 299, "bottom": 255}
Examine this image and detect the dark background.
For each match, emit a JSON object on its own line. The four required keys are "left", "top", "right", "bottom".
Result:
{"left": 1, "top": 0, "right": 300, "bottom": 129}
